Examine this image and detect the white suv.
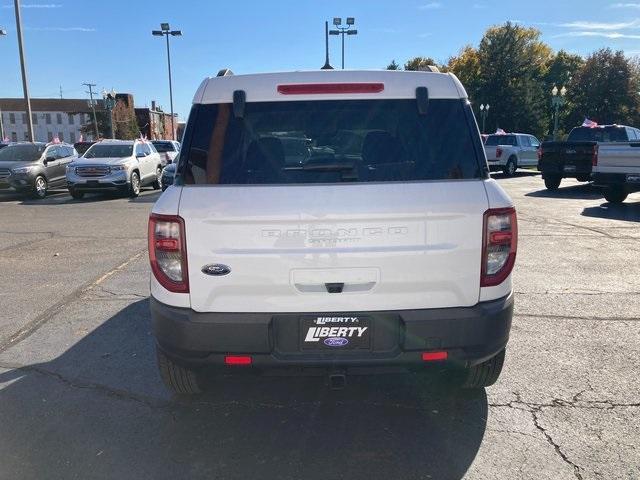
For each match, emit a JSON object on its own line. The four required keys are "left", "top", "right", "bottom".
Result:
{"left": 148, "top": 70, "right": 517, "bottom": 394}
{"left": 66, "top": 139, "right": 163, "bottom": 199}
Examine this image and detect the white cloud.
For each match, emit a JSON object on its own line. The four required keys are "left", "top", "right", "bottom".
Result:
{"left": 557, "top": 19, "right": 640, "bottom": 30}
{"left": 418, "top": 32, "right": 433, "bottom": 38}
{"left": 553, "top": 30, "right": 640, "bottom": 39}
{"left": 610, "top": 3, "right": 640, "bottom": 8}
{"left": 418, "top": 2, "right": 442, "bottom": 9}
{"left": 2, "top": 3, "right": 62, "bottom": 7}
{"left": 25, "top": 26, "right": 95, "bottom": 32}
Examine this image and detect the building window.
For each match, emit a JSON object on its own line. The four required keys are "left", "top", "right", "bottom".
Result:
{"left": 58, "top": 132, "right": 64, "bottom": 142}
{"left": 69, "top": 132, "right": 76, "bottom": 143}
{"left": 68, "top": 113, "right": 74, "bottom": 125}
{"left": 11, "top": 132, "right": 17, "bottom": 142}
{"left": 24, "top": 132, "right": 29, "bottom": 141}
{"left": 9, "top": 113, "right": 15, "bottom": 124}
{"left": 56, "top": 113, "right": 62, "bottom": 125}
{"left": 47, "top": 132, "right": 53, "bottom": 142}
{"left": 45, "top": 113, "right": 51, "bottom": 125}
{"left": 32, "top": 113, "right": 38, "bottom": 125}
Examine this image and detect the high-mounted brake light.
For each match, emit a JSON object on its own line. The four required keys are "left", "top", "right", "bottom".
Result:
{"left": 481, "top": 207, "right": 517, "bottom": 287}
{"left": 148, "top": 214, "right": 189, "bottom": 293}
{"left": 422, "top": 351, "right": 448, "bottom": 362}
{"left": 592, "top": 144, "right": 599, "bottom": 166}
{"left": 277, "top": 83, "right": 384, "bottom": 95}
{"left": 496, "top": 147, "right": 503, "bottom": 158}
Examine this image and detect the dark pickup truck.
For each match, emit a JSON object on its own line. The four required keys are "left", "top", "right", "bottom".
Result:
{"left": 538, "top": 125, "right": 640, "bottom": 190}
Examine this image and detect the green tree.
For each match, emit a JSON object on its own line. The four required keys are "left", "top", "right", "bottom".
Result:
{"left": 404, "top": 56, "right": 439, "bottom": 71}
{"left": 566, "top": 48, "right": 640, "bottom": 128}
{"left": 80, "top": 111, "right": 109, "bottom": 139}
{"left": 475, "top": 22, "right": 552, "bottom": 137}
{"left": 386, "top": 59, "right": 400, "bottom": 70}
{"left": 447, "top": 46, "right": 481, "bottom": 100}
{"left": 543, "top": 50, "right": 584, "bottom": 137}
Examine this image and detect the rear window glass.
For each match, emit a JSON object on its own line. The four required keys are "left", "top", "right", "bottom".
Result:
{"left": 567, "top": 127, "right": 628, "bottom": 142}
{"left": 181, "top": 99, "right": 482, "bottom": 185}
{"left": 84, "top": 144, "right": 133, "bottom": 158}
{"left": 485, "top": 135, "right": 517, "bottom": 146}
{"left": 152, "top": 141, "right": 175, "bottom": 153}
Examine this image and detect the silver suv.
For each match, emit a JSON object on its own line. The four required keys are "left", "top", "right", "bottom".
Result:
{"left": 66, "top": 139, "right": 163, "bottom": 199}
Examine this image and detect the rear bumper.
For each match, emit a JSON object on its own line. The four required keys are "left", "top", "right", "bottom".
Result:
{"left": 593, "top": 172, "right": 640, "bottom": 192}
{"left": 538, "top": 160, "right": 592, "bottom": 179}
{"left": 151, "top": 293, "right": 514, "bottom": 371}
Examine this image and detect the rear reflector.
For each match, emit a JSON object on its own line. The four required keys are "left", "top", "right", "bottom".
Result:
{"left": 277, "top": 83, "right": 384, "bottom": 95}
{"left": 224, "top": 355, "right": 252, "bottom": 366}
{"left": 422, "top": 351, "right": 448, "bottom": 362}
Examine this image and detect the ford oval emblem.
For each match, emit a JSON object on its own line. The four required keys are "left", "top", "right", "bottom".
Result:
{"left": 324, "top": 337, "right": 349, "bottom": 347}
{"left": 201, "top": 264, "right": 231, "bottom": 276}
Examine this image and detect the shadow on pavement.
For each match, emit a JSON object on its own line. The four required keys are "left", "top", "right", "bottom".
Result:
{"left": 525, "top": 182, "right": 603, "bottom": 200}
{"left": 0, "top": 300, "right": 487, "bottom": 480}
{"left": 490, "top": 170, "right": 540, "bottom": 180}
{"left": 582, "top": 201, "right": 640, "bottom": 223}
{"left": 0, "top": 189, "right": 160, "bottom": 206}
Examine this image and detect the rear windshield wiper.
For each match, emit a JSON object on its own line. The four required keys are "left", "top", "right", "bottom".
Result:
{"left": 301, "top": 162, "right": 356, "bottom": 172}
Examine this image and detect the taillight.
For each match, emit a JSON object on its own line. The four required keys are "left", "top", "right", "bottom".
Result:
{"left": 592, "top": 144, "right": 599, "bottom": 166}
{"left": 148, "top": 214, "right": 189, "bottom": 293}
{"left": 496, "top": 147, "right": 503, "bottom": 158}
{"left": 481, "top": 207, "right": 517, "bottom": 287}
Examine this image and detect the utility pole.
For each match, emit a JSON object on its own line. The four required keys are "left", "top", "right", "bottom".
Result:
{"left": 59, "top": 85, "right": 63, "bottom": 99}
{"left": 0, "top": 29, "right": 5, "bottom": 140}
{"left": 14, "top": 0, "right": 34, "bottom": 142}
{"left": 83, "top": 82, "right": 99, "bottom": 140}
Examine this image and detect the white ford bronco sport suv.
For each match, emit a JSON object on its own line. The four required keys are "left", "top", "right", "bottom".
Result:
{"left": 148, "top": 70, "right": 517, "bottom": 394}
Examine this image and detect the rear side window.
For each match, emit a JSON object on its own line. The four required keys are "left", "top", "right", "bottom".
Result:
{"left": 567, "top": 127, "right": 629, "bottom": 142}
{"left": 153, "top": 142, "right": 175, "bottom": 153}
{"left": 485, "top": 135, "right": 517, "bottom": 146}
{"left": 181, "top": 99, "right": 482, "bottom": 185}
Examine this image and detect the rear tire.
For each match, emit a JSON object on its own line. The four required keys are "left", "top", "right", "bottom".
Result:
{"left": 156, "top": 346, "right": 203, "bottom": 395}
{"left": 128, "top": 171, "right": 140, "bottom": 198}
{"left": 462, "top": 349, "right": 505, "bottom": 389}
{"left": 32, "top": 175, "right": 48, "bottom": 199}
{"left": 69, "top": 189, "right": 84, "bottom": 200}
{"left": 503, "top": 157, "right": 517, "bottom": 177}
{"left": 603, "top": 186, "right": 628, "bottom": 204}
{"left": 152, "top": 166, "right": 162, "bottom": 190}
{"left": 544, "top": 175, "right": 562, "bottom": 190}
{"left": 576, "top": 174, "right": 591, "bottom": 182}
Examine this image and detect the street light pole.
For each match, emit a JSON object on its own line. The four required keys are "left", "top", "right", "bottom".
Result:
{"left": 329, "top": 17, "right": 358, "bottom": 70}
{"left": 0, "top": 29, "right": 6, "bottom": 140}
{"left": 13, "top": 0, "right": 34, "bottom": 142}
{"left": 153, "top": 23, "right": 181, "bottom": 141}
{"left": 102, "top": 90, "right": 116, "bottom": 139}
{"left": 551, "top": 85, "right": 567, "bottom": 141}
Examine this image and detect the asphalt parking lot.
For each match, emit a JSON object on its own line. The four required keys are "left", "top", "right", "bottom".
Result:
{"left": 0, "top": 175, "right": 638, "bottom": 480}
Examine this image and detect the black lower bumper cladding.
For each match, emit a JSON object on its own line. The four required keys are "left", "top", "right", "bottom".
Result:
{"left": 151, "top": 293, "right": 513, "bottom": 370}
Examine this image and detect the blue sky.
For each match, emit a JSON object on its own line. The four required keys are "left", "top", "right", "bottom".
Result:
{"left": 1, "top": 0, "right": 640, "bottom": 120}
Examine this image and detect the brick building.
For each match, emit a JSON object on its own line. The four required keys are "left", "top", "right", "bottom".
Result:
{"left": 135, "top": 101, "right": 176, "bottom": 140}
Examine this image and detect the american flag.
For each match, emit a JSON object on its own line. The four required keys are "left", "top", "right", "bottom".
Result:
{"left": 582, "top": 118, "right": 598, "bottom": 128}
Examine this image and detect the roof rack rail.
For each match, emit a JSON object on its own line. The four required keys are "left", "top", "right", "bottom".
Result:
{"left": 217, "top": 68, "right": 234, "bottom": 77}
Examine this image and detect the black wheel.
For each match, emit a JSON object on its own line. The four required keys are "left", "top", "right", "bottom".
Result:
{"left": 576, "top": 174, "right": 591, "bottom": 182}
{"left": 152, "top": 167, "right": 162, "bottom": 190}
{"left": 503, "top": 157, "right": 517, "bottom": 177}
{"left": 129, "top": 171, "right": 141, "bottom": 198}
{"left": 69, "top": 189, "right": 84, "bottom": 200}
{"left": 544, "top": 175, "right": 562, "bottom": 191}
{"left": 32, "top": 175, "right": 48, "bottom": 199}
{"left": 156, "top": 346, "right": 203, "bottom": 395}
{"left": 462, "top": 349, "right": 506, "bottom": 389}
{"left": 603, "top": 186, "right": 628, "bottom": 204}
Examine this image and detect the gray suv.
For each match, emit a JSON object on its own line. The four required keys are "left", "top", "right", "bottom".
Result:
{"left": 66, "top": 139, "right": 163, "bottom": 199}
{"left": 0, "top": 142, "right": 77, "bottom": 199}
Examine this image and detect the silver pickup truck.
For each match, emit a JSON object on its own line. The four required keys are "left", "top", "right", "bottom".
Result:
{"left": 484, "top": 133, "right": 541, "bottom": 176}
{"left": 592, "top": 134, "right": 640, "bottom": 203}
